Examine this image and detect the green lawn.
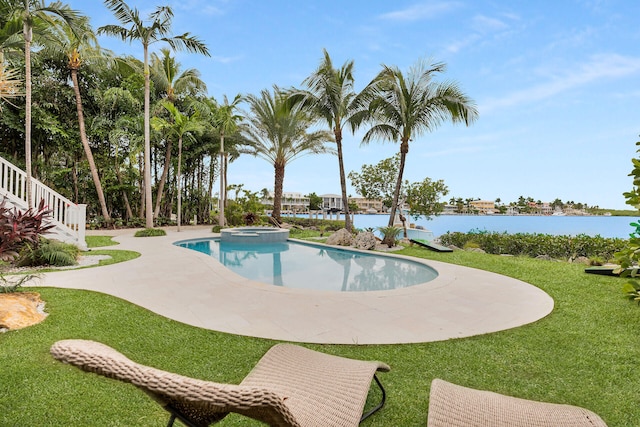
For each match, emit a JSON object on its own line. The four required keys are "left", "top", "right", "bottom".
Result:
{"left": 1, "top": 245, "right": 638, "bottom": 426}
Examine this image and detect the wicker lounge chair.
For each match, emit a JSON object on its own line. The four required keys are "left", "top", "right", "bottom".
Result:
{"left": 427, "top": 379, "right": 607, "bottom": 426}
{"left": 50, "top": 339, "right": 390, "bottom": 427}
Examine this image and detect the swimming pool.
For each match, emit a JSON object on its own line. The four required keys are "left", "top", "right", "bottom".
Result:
{"left": 175, "top": 238, "right": 438, "bottom": 292}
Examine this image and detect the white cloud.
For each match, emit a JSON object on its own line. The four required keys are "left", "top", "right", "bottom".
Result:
{"left": 481, "top": 54, "right": 640, "bottom": 113}
{"left": 211, "top": 55, "right": 243, "bottom": 64}
{"left": 472, "top": 15, "right": 509, "bottom": 32}
{"left": 378, "top": 1, "right": 462, "bottom": 22}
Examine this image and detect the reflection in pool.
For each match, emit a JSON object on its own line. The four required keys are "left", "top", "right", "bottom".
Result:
{"left": 176, "top": 238, "right": 438, "bottom": 292}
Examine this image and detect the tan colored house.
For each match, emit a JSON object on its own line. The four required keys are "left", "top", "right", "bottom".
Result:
{"left": 470, "top": 200, "right": 497, "bottom": 214}
{"left": 351, "top": 197, "right": 385, "bottom": 213}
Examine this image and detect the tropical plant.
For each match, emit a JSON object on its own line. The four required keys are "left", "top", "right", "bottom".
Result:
{"left": 0, "top": 273, "right": 37, "bottom": 293}
{"left": 212, "top": 94, "right": 243, "bottom": 227}
{"left": 293, "top": 49, "right": 363, "bottom": 232}
{"left": 614, "top": 139, "right": 640, "bottom": 303}
{"left": 17, "top": 238, "right": 79, "bottom": 267}
{"left": 241, "top": 86, "right": 334, "bottom": 223}
{"left": 150, "top": 48, "right": 207, "bottom": 219}
{"left": 3, "top": 0, "right": 80, "bottom": 207}
{"left": 151, "top": 101, "right": 204, "bottom": 231}
{"left": 361, "top": 59, "right": 478, "bottom": 227}
{"left": 48, "top": 14, "right": 112, "bottom": 221}
{"left": 0, "top": 52, "right": 22, "bottom": 109}
{"left": 98, "top": 0, "right": 210, "bottom": 228}
{"left": 0, "top": 199, "right": 55, "bottom": 262}
{"left": 378, "top": 225, "right": 402, "bottom": 248}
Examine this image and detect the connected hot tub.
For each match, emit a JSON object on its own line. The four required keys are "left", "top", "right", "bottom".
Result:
{"left": 219, "top": 227, "right": 290, "bottom": 243}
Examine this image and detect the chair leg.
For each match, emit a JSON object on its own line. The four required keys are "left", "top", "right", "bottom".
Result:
{"left": 359, "top": 374, "right": 387, "bottom": 423}
{"left": 164, "top": 404, "right": 200, "bottom": 427}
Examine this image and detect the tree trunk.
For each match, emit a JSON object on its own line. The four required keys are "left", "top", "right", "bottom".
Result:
{"left": 218, "top": 134, "right": 225, "bottom": 227}
{"left": 335, "top": 128, "right": 352, "bottom": 232}
{"left": 24, "top": 25, "right": 33, "bottom": 208}
{"left": 177, "top": 135, "right": 182, "bottom": 232}
{"left": 387, "top": 141, "right": 409, "bottom": 227}
{"left": 143, "top": 44, "right": 153, "bottom": 228}
{"left": 272, "top": 161, "right": 285, "bottom": 223}
{"left": 208, "top": 154, "right": 215, "bottom": 215}
{"left": 154, "top": 138, "right": 173, "bottom": 218}
{"left": 71, "top": 68, "right": 111, "bottom": 221}
{"left": 139, "top": 153, "right": 145, "bottom": 218}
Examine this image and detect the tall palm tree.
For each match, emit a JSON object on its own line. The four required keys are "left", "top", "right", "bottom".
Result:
{"left": 151, "top": 101, "right": 203, "bottom": 231}
{"left": 214, "top": 94, "right": 242, "bottom": 227}
{"left": 362, "top": 59, "right": 478, "bottom": 230}
{"left": 150, "top": 47, "right": 206, "bottom": 104}
{"left": 150, "top": 48, "right": 206, "bottom": 218}
{"left": 98, "top": 0, "right": 210, "bottom": 228}
{"left": 294, "top": 49, "right": 362, "bottom": 232}
{"left": 45, "top": 15, "right": 112, "bottom": 220}
{"left": 4, "top": 0, "right": 80, "bottom": 207}
{"left": 241, "top": 86, "right": 334, "bottom": 223}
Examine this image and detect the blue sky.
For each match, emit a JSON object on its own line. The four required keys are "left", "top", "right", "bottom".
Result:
{"left": 66, "top": 0, "right": 640, "bottom": 209}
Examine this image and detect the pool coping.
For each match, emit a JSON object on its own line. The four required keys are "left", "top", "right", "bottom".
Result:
{"left": 35, "top": 226, "right": 555, "bottom": 345}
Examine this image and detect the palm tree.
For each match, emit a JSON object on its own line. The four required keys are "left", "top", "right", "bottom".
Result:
{"left": 294, "top": 49, "right": 362, "bottom": 232}
{"left": 4, "top": 0, "right": 80, "bottom": 207}
{"left": 0, "top": 52, "right": 22, "bottom": 109}
{"left": 362, "top": 59, "right": 478, "bottom": 230}
{"left": 151, "top": 102, "right": 203, "bottom": 231}
{"left": 150, "top": 48, "right": 207, "bottom": 218}
{"left": 98, "top": 1, "right": 210, "bottom": 228}
{"left": 241, "top": 86, "right": 334, "bottom": 223}
{"left": 47, "top": 15, "right": 112, "bottom": 221}
{"left": 213, "top": 94, "right": 243, "bottom": 227}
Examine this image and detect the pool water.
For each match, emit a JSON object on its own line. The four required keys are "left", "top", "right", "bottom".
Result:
{"left": 176, "top": 239, "right": 438, "bottom": 292}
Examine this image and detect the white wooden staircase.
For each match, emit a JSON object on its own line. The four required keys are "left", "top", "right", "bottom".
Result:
{"left": 0, "top": 156, "right": 87, "bottom": 250}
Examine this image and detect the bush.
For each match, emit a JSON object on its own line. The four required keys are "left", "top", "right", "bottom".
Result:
{"left": 17, "top": 239, "right": 79, "bottom": 267}
{"left": 279, "top": 216, "right": 345, "bottom": 231}
{"left": 0, "top": 199, "right": 54, "bottom": 262}
{"left": 378, "top": 225, "right": 402, "bottom": 248}
{"left": 439, "top": 230, "right": 626, "bottom": 260}
{"left": 134, "top": 228, "right": 167, "bottom": 237}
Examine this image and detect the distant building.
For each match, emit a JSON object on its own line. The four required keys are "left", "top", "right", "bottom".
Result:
{"left": 470, "top": 200, "right": 497, "bottom": 214}
{"left": 351, "top": 197, "right": 385, "bottom": 213}
{"left": 320, "top": 194, "right": 344, "bottom": 212}
{"left": 262, "top": 192, "right": 309, "bottom": 212}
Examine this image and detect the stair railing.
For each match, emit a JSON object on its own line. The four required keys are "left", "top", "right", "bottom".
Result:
{"left": 0, "top": 156, "right": 87, "bottom": 249}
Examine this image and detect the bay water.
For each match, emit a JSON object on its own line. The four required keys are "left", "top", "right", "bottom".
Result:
{"left": 349, "top": 214, "right": 638, "bottom": 239}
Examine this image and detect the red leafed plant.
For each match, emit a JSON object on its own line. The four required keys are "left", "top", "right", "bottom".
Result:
{"left": 0, "top": 199, "right": 55, "bottom": 262}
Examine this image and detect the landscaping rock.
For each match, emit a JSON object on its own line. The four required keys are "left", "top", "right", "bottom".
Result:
{"left": 0, "top": 292, "right": 47, "bottom": 331}
{"left": 571, "top": 256, "right": 591, "bottom": 265}
{"left": 466, "top": 248, "right": 486, "bottom": 253}
{"left": 536, "top": 255, "right": 554, "bottom": 261}
{"left": 354, "top": 231, "right": 377, "bottom": 250}
{"left": 326, "top": 228, "right": 354, "bottom": 246}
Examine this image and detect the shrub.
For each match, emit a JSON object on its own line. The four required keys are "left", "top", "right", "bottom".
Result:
{"left": 17, "top": 239, "right": 79, "bottom": 267}
{"left": 378, "top": 225, "right": 402, "bottom": 248}
{"left": 439, "top": 230, "right": 626, "bottom": 260}
{"left": 280, "top": 216, "right": 345, "bottom": 231}
{"left": 0, "top": 199, "right": 54, "bottom": 262}
{"left": 211, "top": 225, "right": 223, "bottom": 233}
{"left": 134, "top": 228, "right": 167, "bottom": 237}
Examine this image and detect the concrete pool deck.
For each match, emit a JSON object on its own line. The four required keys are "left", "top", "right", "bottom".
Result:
{"left": 36, "top": 226, "right": 554, "bottom": 345}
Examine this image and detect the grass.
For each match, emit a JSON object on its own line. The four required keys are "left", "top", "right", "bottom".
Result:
{"left": 1, "top": 243, "right": 639, "bottom": 425}
{"left": 85, "top": 235, "right": 120, "bottom": 248}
